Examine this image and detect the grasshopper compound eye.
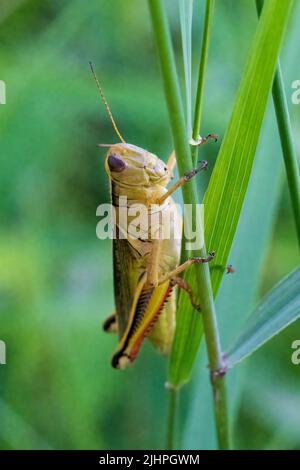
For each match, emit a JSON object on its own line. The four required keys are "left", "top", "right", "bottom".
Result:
{"left": 108, "top": 154, "right": 126, "bottom": 172}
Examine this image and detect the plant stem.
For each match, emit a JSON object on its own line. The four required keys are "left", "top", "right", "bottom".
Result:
{"left": 166, "top": 387, "right": 178, "bottom": 449}
{"left": 179, "top": 0, "right": 193, "bottom": 139}
{"left": 192, "top": 0, "right": 215, "bottom": 165}
{"left": 256, "top": 0, "right": 300, "bottom": 246}
{"left": 148, "top": 0, "right": 230, "bottom": 450}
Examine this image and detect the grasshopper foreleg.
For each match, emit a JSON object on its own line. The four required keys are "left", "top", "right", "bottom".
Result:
{"left": 156, "top": 160, "right": 208, "bottom": 205}
{"left": 157, "top": 251, "right": 215, "bottom": 285}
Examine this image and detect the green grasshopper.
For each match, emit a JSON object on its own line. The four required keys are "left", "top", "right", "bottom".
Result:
{"left": 90, "top": 63, "right": 215, "bottom": 369}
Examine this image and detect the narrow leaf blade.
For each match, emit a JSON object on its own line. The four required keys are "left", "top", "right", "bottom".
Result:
{"left": 226, "top": 267, "right": 300, "bottom": 367}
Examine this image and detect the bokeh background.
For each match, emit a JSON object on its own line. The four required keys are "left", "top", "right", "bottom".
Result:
{"left": 0, "top": 0, "right": 299, "bottom": 450}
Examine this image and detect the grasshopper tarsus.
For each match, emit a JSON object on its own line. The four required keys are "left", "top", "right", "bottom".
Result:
{"left": 198, "top": 160, "right": 208, "bottom": 171}
{"left": 189, "top": 132, "right": 218, "bottom": 146}
{"left": 184, "top": 160, "right": 208, "bottom": 181}
{"left": 205, "top": 133, "right": 218, "bottom": 143}
{"left": 191, "top": 251, "right": 216, "bottom": 264}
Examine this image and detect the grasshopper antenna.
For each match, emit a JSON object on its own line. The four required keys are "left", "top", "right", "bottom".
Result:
{"left": 89, "top": 61, "right": 125, "bottom": 144}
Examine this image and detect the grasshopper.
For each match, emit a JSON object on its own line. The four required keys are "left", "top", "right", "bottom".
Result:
{"left": 90, "top": 63, "right": 215, "bottom": 369}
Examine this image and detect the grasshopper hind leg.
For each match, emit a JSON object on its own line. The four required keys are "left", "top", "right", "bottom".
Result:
{"left": 103, "top": 312, "right": 118, "bottom": 333}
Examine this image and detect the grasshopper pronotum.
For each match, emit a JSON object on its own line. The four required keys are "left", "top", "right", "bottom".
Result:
{"left": 90, "top": 63, "right": 215, "bottom": 369}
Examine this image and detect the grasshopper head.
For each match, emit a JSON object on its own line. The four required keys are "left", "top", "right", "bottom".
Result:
{"left": 101, "top": 143, "right": 170, "bottom": 187}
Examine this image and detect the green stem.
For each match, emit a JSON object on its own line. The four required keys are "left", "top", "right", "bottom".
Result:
{"left": 192, "top": 0, "right": 215, "bottom": 165}
{"left": 166, "top": 387, "right": 178, "bottom": 449}
{"left": 256, "top": 0, "right": 300, "bottom": 245}
{"left": 148, "top": 0, "right": 230, "bottom": 450}
{"left": 179, "top": 0, "right": 193, "bottom": 139}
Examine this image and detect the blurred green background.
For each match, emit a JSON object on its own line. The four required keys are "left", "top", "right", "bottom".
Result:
{"left": 0, "top": 0, "right": 299, "bottom": 450}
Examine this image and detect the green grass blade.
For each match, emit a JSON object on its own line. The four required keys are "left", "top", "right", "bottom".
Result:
{"left": 226, "top": 267, "right": 300, "bottom": 367}
{"left": 272, "top": 63, "right": 300, "bottom": 246}
{"left": 256, "top": 1, "right": 300, "bottom": 247}
{"left": 205, "top": 0, "right": 293, "bottom": 295}
{"left": 168, "top": 0, "right": 293, "bottom": 387}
